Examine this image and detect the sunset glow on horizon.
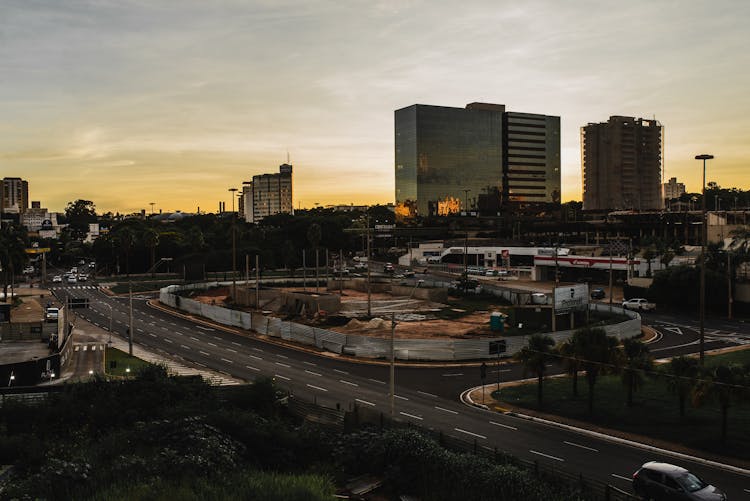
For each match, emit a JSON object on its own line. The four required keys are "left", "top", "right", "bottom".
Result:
{"left": 2, "top": 1, "right": 748, "bottom": 214}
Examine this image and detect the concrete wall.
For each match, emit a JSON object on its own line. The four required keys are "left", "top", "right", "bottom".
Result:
{"left": 160, "top": 284, "right": 641, "bottom": 362}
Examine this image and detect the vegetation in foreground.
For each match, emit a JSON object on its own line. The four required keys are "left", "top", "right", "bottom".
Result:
{"left": 0, "top": 366, "right": 595, "bottom": 500}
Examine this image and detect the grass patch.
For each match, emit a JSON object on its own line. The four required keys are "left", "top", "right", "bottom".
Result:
{"left": 105, "top": 347, "right": 151, "bottom": 377}
{"left": 498, "top": 350, "right": 750, "bottom": 460}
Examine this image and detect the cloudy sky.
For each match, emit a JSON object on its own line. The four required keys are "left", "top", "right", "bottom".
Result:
{"left": 1, "top": 0, "right": 748, "bottom": 213}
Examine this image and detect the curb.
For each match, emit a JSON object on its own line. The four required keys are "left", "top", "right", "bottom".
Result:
{"left": 459, "top": 385, "right": 750, "bottom": 477}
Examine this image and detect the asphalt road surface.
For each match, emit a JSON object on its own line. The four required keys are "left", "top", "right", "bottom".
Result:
{"left": 50, "top": 285, "right": 750, "bottom": 499}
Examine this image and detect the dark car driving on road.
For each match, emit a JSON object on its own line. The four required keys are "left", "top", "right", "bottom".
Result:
{"left": 590, "top": 288, "right": 606, "bottom": 300}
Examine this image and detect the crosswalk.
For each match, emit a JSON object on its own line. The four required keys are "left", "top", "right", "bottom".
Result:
{"left": 74, "top": 343, "right": 107, "bottom": 352}
{"left": 50, "top": 286, "right": 100, "bottom": 291}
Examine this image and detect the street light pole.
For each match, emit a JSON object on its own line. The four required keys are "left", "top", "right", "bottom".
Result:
{"left": 390, "top": 312, "right": 396, "bottom": 418}
{"left": 696, "top": 154, "right": 714, "bottom": 365}
{"left": 106, "top": 303, "right": 113, "bottom": 344}
{"left": 128, "top": 281, "right": 133, "bottom": 356}
{"left": 229, "top": 188, "right": 238, "bottom": 301}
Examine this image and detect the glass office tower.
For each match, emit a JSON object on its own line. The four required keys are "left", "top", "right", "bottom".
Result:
{"left": 395, "top": 103, "right": 560, "bottom": 219}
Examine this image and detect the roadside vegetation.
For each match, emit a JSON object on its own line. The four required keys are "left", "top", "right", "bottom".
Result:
{"left": 506, "top": 333, "right": 750, "bottom": 460}
{"left": 1, "top": 367, "right": 606, "bottom": 500}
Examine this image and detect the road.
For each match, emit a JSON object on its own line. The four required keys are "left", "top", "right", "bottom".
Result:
{"left": 50, "top": 284, "right": 750, "bottom": 499}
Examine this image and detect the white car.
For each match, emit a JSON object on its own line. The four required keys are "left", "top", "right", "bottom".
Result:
{"left": 78, "top": 274, "right": 88, "bottom": 282}
{"left": 67, "top": 275, "right": 77, "bottom": 283}
{"left": 622, "top": 298, "right": 656, "bottom": 311}
{"left": 52, "top": 275, "right": 63, "bottom": 283}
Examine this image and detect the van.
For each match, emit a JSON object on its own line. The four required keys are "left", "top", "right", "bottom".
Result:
{"left": 45, "top": 307, "right": 59, "bottom": 322}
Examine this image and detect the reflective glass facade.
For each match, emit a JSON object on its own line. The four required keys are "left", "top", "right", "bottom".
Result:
{"left": 395, "top": 103, "right": 560, "bottom": 219}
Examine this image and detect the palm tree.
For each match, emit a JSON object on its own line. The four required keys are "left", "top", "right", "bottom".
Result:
{"left": 569, "top": 327, "right": 620, "bottom": 415}
{"left": 0, "top": 223, "right": 28, "bottom": 300}
{"left": 620, "top": 338, "right": 653, "bottom": 407}
{"left": 692, "top": 364, "right": 746, "bottom": 442}
{"left": 557, "top": 337, "right": 581, "bottom": 397}
{"left": 516, "top": 334, "right": 556, "bottom": 407}
{"left": 663, "top": 356, "right": 699, "bottom": 419}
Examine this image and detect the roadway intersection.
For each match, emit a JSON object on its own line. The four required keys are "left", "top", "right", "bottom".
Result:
{"left": 50, "top": 285, "right": 750, "bottom": 499}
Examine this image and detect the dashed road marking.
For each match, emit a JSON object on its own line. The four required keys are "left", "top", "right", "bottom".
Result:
{"left": 455, "top": 428, "right": 485, "bottom": 439}
{"left": 275, "top": 362, "right": 291, "bottom": 368}
{"left": 305, "top": 370, "right": 322, "bottom": 377}
{"left": 246, "top": 365, "right": 260, "bottom": 371}
{"left": 369, "top": 378, "right": 386, "bottom": 385}
{"left": 333, "top": 369, "right": 348, "bottom": 375}
{"left": 395, "top": 394, "right": 409, "bottom": 401}
{"left": 530, "top": 450, "right": 564, "bottom": 462}
{"left": 274, "top": 374, "right": 290, "bottom": 381}
{"left": 399, "top": 411, "right": 423, "bottom": 421}
{"left": 355, "top": 398, "right": 374, "bottom": 406}
{"left": 199, "top": 351, "right": 210, "bottom": 356}
{"left": 490, "top": 421, "right": 517, "bottom": 431}
{"left": 563, "top": 441, "right": 598, "bottom": 452}
{"left": 306, "top": 384, "right": 327, "bottom": 392}
{"left": 340, "top": 380, "right": 358, "bottom": 387}
{"left": 612, "top": 474, "right": 633, "bottom": 482}
{"left": 418, "top": 390, "right": 438, "bottom": 398}
{"left": 220, "top": 358, "right": 233, "bottom": 364}
{"left": 435, "top": 406, "right": 458, "bottom": 415}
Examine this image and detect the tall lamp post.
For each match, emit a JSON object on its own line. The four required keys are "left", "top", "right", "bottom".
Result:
{"left": 228, "top": 187, "right": 238, "bottom": 300}
{"left": 695, "top": 154, "right": 714, "bottom": 365}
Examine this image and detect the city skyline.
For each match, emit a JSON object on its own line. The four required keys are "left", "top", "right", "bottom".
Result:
{"left": 2, "top": 1, "right": 748, "bottom": 214}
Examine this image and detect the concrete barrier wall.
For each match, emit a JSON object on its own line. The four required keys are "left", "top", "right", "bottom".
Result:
{"left": 160, "top": 284, "right": 642, "bottom": 361}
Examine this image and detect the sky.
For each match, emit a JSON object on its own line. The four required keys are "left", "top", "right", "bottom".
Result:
{"left": 1, "top": 0, "right": 748, "bottom": 214}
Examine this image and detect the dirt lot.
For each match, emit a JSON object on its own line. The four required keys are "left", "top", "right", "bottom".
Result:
{"left": 187, "top": 286, "right": 506, "bottom": 340}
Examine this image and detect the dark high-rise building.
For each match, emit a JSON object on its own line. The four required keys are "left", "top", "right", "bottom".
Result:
{"left": 581, "top": 116, "right": 663, "bottom": 211}
{"left": 394, "top": 102, "right": 560, "bottom": 219}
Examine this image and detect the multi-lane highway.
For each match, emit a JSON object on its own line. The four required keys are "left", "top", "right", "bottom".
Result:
{"left": 50, "top": 284, "right": 750, "bottom": 499}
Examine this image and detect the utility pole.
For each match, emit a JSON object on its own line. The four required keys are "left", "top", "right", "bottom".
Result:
{"left": 128, "top": 281, "right": 133, "bottom": 356}
{"left": 696, "top": 154, "right": 713, "bottom": 365}
{"left": 256, "top": 255, "right": 260, "bottom": 310}
{"left": 390, "top": 312, "right": 396, "bottom": 418}
{"left": 229, "top": 187, "right": 238, "bottom": 301}
{"left": 302, "top": 250, "right": 307, "bottom": 292}
{"left": 727, "top": 251, "right": 733, "bottom": 320}
{"left": 608, "top": 239, "right": 614, "bottom": 312}
{"left": 366, "top": 214, "right": 372, "bottom": 317}
{"left": 552, "top": 242, "right": 559, "bottom": 332}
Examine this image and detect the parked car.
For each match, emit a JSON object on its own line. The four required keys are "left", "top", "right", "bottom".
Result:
{"left": 590, "top": 288, "right": 606, "bottom": 300}
{"left": 23, "top": 266, "right": 35, "bottom": 275}
{"left": 383, "top": 263, "right": 394, "bottom": 273}
{"left": 622, "top": 298, "right": 656, "bottom": 311}
{"left": 52, "top": 275, "right": 62, "bottom": 283}
{"left": 633, "top": 462, "right": 726, "bottom": 500}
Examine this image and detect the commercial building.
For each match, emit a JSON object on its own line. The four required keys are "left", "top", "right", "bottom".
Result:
{"left": 1, "top": 177, "right": 29, "bottom": 214}
{"left": 394, "top": 102, "right": 560, "bottom": 219}
{"left": 581, "top": 116, "right": 663, "bottom": 211}
{"left": 241, "top": 164, "right": 293, "bottom": 223}
{"left": 663, "top": 177, "right": 686, "bottom": 200}
{"left": 20, "top": 201, "right": 59, "bottom": 232}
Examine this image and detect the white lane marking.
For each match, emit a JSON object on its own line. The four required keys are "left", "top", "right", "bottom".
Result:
{"left": 226, "top": 348, "right": 237, "bottom": 353}
{"left": 94, "top": 322, "right": 100, "bottom": 328}
{"left": 275, "top": 362, "right": 291, "bottom": 368}
{"left": 529, "top": 450, "right": 564, "bottom": 462}
{"left": 418, "top": 390, "right": 438, "bottom": 398}
{"left": 163, "top": 338, "right": 174, "bottom": 343}
{"left": 333, "top": 368, "right": 349, "bottom": 375}
{"left": 442, "top": 373, "right": 464, "bottom": 377}
{"left": 611, "top": 474, "right": 633, "bottom": 482}
{"left": 249, "top": 355, "right": 262, "bottom": 361}
{"left": 190, "top": 337, "right": 199, "bottom": 341}
{"left": 252, "top": 347, "right": 263, "bottom": 352}
{"left": 199, "top": 351, "right": 210, "bottom": 356}
{"left": 245, "top": 365, "right": 260, "bottom": 371}
{"left": 743, "top": 488, "right": 750, "bottom": 494}
{"left": 564, "top": 441, "right": 599, "bottom": 452}
{"left": 231, "top": 341, "right": 241, "bottom": 346}
{"left": 220, "top": 358, "right": 234, "bottom": 364}
{"left": 274, "top": 374, "right": 290, "bottom": 381}
{"left": 207, "top": 342, "right": 217, "bottom": 347}
{"left": 180, "top": 345, "right": 190, "bottom": 350}
{"left": 137, "top": 328, "right": 145, "bottom": 333}
{"left": 306, "top": 384, "right": 327, "bottom": 392}
{"left": 276, "top": 354, "right": 288, "bottom": 359}
{"left": 490, "top": 421, "right": 517, "bottom": 431}
{"left": 399, "top": 411, "right": 423, "bottom": 421}
{"left": 369, "top": 378, "right": 386, "bottom": 385}
{"left": 197, "top": 326, "right": 215, "bottom": 331}
{"left": 212, "top": 336, "right": 222, "bottom": 341}
{"left": 340, "top": 379, "right": 359, "bottom": 387}
{"left": 355, "top": 398, "right": 375, "bottom": 406}
{"left": 304, "top": 370, "right": 322, "bottom": 377}
{"left": 148, "top": 333, "right": 157, "bottom": 338}
{"left": 169, "top": 322, "right": 177, "bottom": 326}
{"left": 303, "top": 361, "right": 317, "bottom": 367}
{"left": 395, "top": 394, "right": 409, "bottom": 401}
{"left": 435, "top": 406, "right": 458, "bottom": 415}
{"left": 455, "top": 428, "right": 486, "bottom": 440}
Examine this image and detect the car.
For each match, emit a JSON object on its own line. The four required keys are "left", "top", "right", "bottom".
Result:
{"left": 383, "top": 263, "right": 394, "bottom": 273}
{"left": 622, "top": 298, "right": 656, "bottom": 311}
{"left": 403, "top": 270, "right": 415, "bottom": 278}
{"left": 23, "top": 266, "right": 35, "bottom": 274}
{"left": 590, "top": 288, "right": 606, "bottom": 300}
{"left": 67, "top": 275, "right": 77, "bottom": 283}
{"left": 52, "top": 275, "right": 62, "bottom": 283}
{"left": 633, "top": 462, "right": 726, "bottom": 500}
{"left": 78, "top": 274, "right": 88, "bottom": 282}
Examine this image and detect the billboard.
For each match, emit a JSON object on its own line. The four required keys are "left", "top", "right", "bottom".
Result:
{"left": 554, "top": 284, "right": 589, "bottom": 313}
